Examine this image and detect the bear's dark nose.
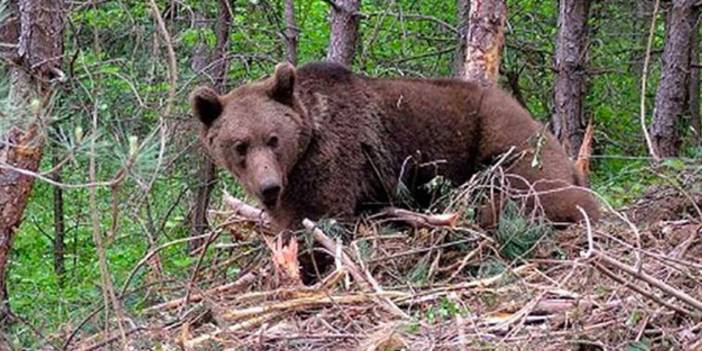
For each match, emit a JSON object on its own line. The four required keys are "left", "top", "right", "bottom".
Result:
{"left": 260, "top": 182, "right": 281, "bottom": 207}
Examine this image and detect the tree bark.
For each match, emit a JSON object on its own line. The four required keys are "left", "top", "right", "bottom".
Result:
{"left": 650, "top": 0, "right": 698, "bottom": 157}
{"left": 52, "top": 143, "right": 65, "bottom": 285}
{"left": 326, "top": 0, "right": 361, "bottom": 66}
{"left": 462, "top": 0, "right": 506, "bottom": 85}
{"left": 0, "top": 0, "right": 19, "bottom": 64}
{"left": 284, "top": 0, "right": 298, "bottom": 65}
{"left": 453, "top": 0, "right": 470, "bottom": 78}
{"left": 0, "top": 0, "right": 63, "bottom": 323}
{"left": 551, "top": 0, "right": 592, "bottom": 158}
{"left": 189, "top": 0, "right": 232, "bottom": 254}
{"left": 688, "top": 12, "right": 700, "bottom": 146}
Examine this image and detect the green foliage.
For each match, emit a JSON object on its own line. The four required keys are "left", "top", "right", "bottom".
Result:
{"left": 627, "top": 338, "right": 652, "bottom": 351}
{"left": 5, "top": 0, "right": 699, "bottom": 348}
{"left": 495, "top": 201, "right": 552, "bottom": 260}
{"left": 422, "top": 296, "right": 469, "bottom": 324}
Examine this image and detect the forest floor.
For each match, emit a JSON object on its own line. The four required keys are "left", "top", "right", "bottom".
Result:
{"left": 73, "top": 163, "right": 702, "bottom": 351}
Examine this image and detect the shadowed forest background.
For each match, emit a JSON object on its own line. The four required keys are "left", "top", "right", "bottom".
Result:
{"left": 0, "top": 0, "right": 701, "bottom": 349}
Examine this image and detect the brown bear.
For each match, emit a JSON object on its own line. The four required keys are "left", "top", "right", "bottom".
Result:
{"left": 191, "top": 61, "right": 600, "bottom": 231}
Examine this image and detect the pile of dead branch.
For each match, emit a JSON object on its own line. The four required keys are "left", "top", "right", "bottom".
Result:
{"left": 73, "top": 162, "right": 702, "bottom": 350}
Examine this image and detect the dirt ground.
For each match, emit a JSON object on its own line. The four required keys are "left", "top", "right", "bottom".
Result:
{"left": 74, "top": 167, "right": 702, "bottom": 351}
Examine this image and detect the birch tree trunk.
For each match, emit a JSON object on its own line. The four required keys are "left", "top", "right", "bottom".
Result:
{"left": 462, "top": 0, "right": 506, "bottom": 85}
{"left": 326, "top": 0, "right": 361, "bottom": 66}
{"left": 650, "top": 0, "right": 698, "bottom": 157}
{"left": 551, "top": 0, "right": 592, "bottom": 158}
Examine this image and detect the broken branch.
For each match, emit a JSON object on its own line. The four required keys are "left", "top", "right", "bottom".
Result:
{"left": 379, "top": 207, "right": 459, "bottom": 228}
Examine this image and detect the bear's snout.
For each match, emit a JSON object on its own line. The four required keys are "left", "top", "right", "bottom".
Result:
{"left": 259, "top": 181, "right": 282, "bottom": 208}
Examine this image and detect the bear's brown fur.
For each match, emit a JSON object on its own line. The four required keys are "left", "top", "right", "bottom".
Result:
{"left": 191, "top": 61, "right": 600, "bottom": 231}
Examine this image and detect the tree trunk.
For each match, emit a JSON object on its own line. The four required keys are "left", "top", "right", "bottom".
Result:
{"left": 551, "top": 0, "right": 592, "bottom": 158}
{"left": 326, "top": 0, "right": 361, "bottom": 66}
{"left": 0, "top": 0, "right": 19, "bottom": 64}
{"left": 284, "top": 0, "right": 298, "bottom": 65}
{"left": 688, "top": 12, "right": 700, "bottom": 146}
{"left": 650, "top": 0, "right": 698, "bottom": 157}
{"left": 0, "top": 0, "right": 63, "bottom": 323}
{"left": 52, "top": 144, "right": 65, "bottom": 285}
{"left": 453, "top": 0, "right": 470, "bottom": 78}
{"left": 462, "top": 0, "right": 506, "bottom": 85}
{"left": 189, "top": 0, "right": 232, "bottom": 254}
{"left": 211, "top": 0, "right": 232, "bottom": 89}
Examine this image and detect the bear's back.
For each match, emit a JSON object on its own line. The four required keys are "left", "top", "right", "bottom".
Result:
{"left": 297, "top": 61, "right": 357, "bottom": 85}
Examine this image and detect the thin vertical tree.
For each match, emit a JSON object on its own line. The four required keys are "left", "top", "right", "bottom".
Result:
{"left": 453, "top": 0, "right": 470, "bottom": 78}
{"left": 0, "top": 0, "right": 64, "bottom": 321}
{"left": 284, "top": 0, "right": 298, "bottom": 65}
{"left": 52, "top": 144, "right": 65, "bottom": 284}
{"left": 326, "top": 0, "right": 361, "bottom": 66}
{"left": 189, "top": 0, "right": 232, "bottom": 254}
{"left": 462, "top": 0, "right": 506, "bottom": 85}
{"left": 552, "top": 0, "right": 593, "bottom": 158}
{"left": 650, "top": 0, "right": 699, "bottom": 157}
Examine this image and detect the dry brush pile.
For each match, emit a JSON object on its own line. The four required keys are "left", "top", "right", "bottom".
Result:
{"left": 73, "top": 161, "right": 702, "bottom": 351}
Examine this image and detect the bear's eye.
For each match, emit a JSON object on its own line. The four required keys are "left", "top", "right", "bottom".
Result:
{"left": 234, "top": 142, "right": 248, "bottom": 156}
{"left": 267, "top": 135, "right": 279, "bottom": 148}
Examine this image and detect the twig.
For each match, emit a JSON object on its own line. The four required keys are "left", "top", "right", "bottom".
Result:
{"left": 7, "top": 311, "right": 60, "bottom": 350}
{"left": 86, "top": 71, "right": 127, "bottom": 345}
{"left": 222, "top": 291, "right": 407, "bottom": 321}
{"left": 365, "top": 238, "right": 479, "bottom": 264}
{"left": 180, "top": 228, "right": 223, "bottom": 314}
{"left": 397, "top": 264, "right": 535, "bottom": 305}
{"left": 302, "top": 219, "right": 370, "bottom": 290}
{"left": 640, "top": 0, "right": 661, "bottom": 162}
{"left": 80, "top": 326, "right": 145, "bottom": 351}
{"left": 448, "top": 242, "right": 485, "bottom": 281}
{"left": 147, "top": 0, "right": 177, "bottom": 117}
{"left": 144, "top": 271, "right": 257, "bottom": 312}
{"left": 379, "top": 207, "right": 459, "bottom": 228}
{"left": 183, "top": 313, "right": 278, "bottom": 348}
{"left": 303, "top": 218, "right": 409, "bottom": 318}
{"left": 359, "top": 12, "right": 457, "bottom": 33}
{"left": 594, "top": 251, "right": 702, "bottom": 314}
{"left": 222, "top": 190, "right": 271, "bottom": 226}
{"left": 578, "top": 206, "right": 594, "bottom": 258}
{"left": 593, "top": 261, "right": 693, "bottom": 316}
{"left": 120, "top": 233, "right": 212, "bottom": 295}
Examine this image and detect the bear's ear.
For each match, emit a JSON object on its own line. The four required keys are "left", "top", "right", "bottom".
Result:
{"left": 269, "top": 62, "right": 296, "bottom": 106}
{"left": 190, "top": 86, "right": 223, "bottom": 127}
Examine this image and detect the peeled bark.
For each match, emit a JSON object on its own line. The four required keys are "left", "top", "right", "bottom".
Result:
{"left": 189, "top": 0, "right": 232, "bottom": 254}
{"left": 326, "top": 0, "right": 361, "bottom": 66}
{"left": 551, "top": 0, "right": 592, "bottom": 158}
{"left": 0, "top": 126, "right": 42, "bottom": 320}
{"left": 284, "top": 0, "right": 298, "bottom": 65}
{"left": 463, "top": 0, "right": 506, "bottom": 85}
{"left": 0, "top": 0, "right": 63, "bottom": 322}
{"left": 650, "top": 0, "right": 698, "bottom": 157}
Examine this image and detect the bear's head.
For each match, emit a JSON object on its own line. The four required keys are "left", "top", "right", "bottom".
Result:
{"left": 191, "top": 62, "right": 311, "bottom": 210}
